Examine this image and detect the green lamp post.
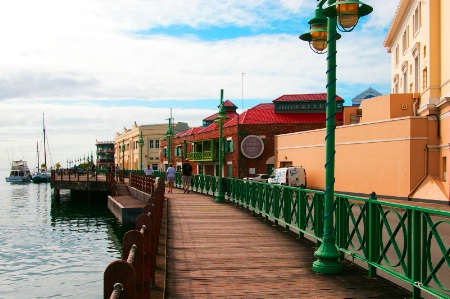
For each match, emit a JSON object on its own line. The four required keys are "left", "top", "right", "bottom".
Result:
{"left": 300, "top": 0, "right": 372, "bottom": 274}
{"left": 165, "top": 118, "right": 174, "bottom": 169}
{"left": 139, "top": 131, "right": 144, "bottom": 171}
{"left": 121, "top": 139, "right": 125, "bottom": 171}
{"left": 215, "top": 89, "right": 228, "bottom": 203}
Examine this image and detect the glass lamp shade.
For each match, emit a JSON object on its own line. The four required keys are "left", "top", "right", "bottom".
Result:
{"left": 337, "top": 2, "right": 359, "bottom": 29}
{"left": 311, "top": 25, "right": 328, "bottom": 52}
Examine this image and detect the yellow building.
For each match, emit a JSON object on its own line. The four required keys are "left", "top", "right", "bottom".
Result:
{"left": 273, "top": 0, "right": 449, "bottom": 204}
{"left": 384, "top": 0, "right": 449, "bottom": 202}
{"left": 114, "top": 122, "right": 189, "bottom": 171}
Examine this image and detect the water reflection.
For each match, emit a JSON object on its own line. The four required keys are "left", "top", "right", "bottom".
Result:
{"left": 0, "top": 174, "right": 131, "bottom": 298}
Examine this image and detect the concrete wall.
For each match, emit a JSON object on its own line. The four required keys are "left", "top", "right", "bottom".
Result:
{"left": 276, "top": 114, "right": 430, "bottom": 199}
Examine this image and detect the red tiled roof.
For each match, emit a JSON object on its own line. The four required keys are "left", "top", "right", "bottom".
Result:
{"left": 225, "top": 103, "right": 342, "bottom": 126}
{"left": 273, "top": 93, "right": 344, "bottom": 102}
{"left": 223, "top": 100, "right": 237, "bottom": 108}
{"left": 204, "top": 111, "right": 238, "bottom": 122}
{"left": 176, "top": 127, "right": 203, "bottom": 137}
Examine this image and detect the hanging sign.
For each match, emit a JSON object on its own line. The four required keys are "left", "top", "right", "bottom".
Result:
{"left": 241, "top": 135, "right": 264, "bottom": 159}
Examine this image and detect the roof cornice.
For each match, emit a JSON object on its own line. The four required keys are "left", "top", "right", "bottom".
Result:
{"left": 384, "top": 0, "right": 411, "bottom": 52}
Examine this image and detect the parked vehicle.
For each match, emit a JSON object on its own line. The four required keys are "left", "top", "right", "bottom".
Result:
{"left": 243, "top": 174, "right": 270, "bottom": 182}
{"left": 268, "top": 167, "right": 307, "bottom": 187}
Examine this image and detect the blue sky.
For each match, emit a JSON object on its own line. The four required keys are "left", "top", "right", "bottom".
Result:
{"left": 0, "top": 0, "right": 400, "bottom": 170}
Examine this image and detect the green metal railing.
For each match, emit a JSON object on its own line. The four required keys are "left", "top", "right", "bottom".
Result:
{"left": 171, "top": 173, "right": 449, "bottom": 299}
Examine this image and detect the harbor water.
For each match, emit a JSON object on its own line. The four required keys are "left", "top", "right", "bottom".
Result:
{"left": 0, "top": 169, "right": 132, "bottom": 298}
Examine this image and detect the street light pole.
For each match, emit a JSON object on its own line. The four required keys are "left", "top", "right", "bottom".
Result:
{"left": 139, "top": 131, "right": 144, "bottom": 171}
{"left": 165, "top": 117, "right": 174, "bottom": 170}
{"left": 215, "top": 89, "right": 227, "bottom": 203}
{"left": 300, "top": 0, "right": 372, "bottom": 274}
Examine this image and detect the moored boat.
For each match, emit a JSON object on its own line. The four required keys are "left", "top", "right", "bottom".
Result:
{"left": 5, "top": 160, "right": 32, "bottom": 183}
{"left": 32, "top": 112, "right": 52, "bottom": 183}
{"left": 31, "top": 170, "right": 51, "bottom": 183}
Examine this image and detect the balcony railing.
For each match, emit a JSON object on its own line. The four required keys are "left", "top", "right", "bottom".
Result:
{"left": 186, "top": 150, "right": 218, "bottom": 161}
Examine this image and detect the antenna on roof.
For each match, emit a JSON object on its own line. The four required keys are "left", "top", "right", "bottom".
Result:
{"left": 242, "top": 72, "right": 246, "bottom": 112}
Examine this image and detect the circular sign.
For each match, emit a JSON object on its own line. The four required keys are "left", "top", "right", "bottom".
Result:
{"left": 241, "top": 135, "right": 264, "bottom": 159}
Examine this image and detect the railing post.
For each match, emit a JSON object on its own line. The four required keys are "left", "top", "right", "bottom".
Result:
{"left": 123, "top": 231, "right": 144, "bottom": 299}
{"left": 298, "top": 188, "right": 306, "bottom": 239}
{"left": 367, "top": 192, "right": 380, "bottom": 278}
{"left": 104, "top": 260, "right": 136, "bottom": 299}
{"left": 335, "top": 196, "right": 348, "bottom": 259}
{"left": 136, "top": 214, "right": 153, "bottom": 293}
{"left": 314, "top": 193, "right": 324, "bottom": 247}
{"left": 410, "top": 209, "right": 422, "bottom": 299}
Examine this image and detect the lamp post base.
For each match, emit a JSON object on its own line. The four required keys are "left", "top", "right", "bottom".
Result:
{"left": 215, "top": 191, "right": 225, "bottom": 203}
{"left": 312, "top": 241, "right": 343, "bottom": 274}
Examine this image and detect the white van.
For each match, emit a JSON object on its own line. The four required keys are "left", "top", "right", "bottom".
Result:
{"left": 268, "top": 167, "right": 307, "bottom": 187}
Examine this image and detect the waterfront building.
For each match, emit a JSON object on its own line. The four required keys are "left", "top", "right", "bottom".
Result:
{"left": 273, "top": 0, "right": 449, "bottom": 204}
{"left": 351, "top": 88, "right": 382, "bottom": 106}
{"left": 115, "top": 122, "right": 189, "bottom": 171}
{"left": 95, "top": 140, "right": 115, "bottom": 170}
{"left": 160, "top": 94, "right": 344, "bottom": 178}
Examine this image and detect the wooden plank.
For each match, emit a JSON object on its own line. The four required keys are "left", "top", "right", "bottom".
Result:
{"left": 165, "top": 189, "right": 412, "bottom": 298}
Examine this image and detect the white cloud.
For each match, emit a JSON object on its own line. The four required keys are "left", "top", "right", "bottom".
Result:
{"left": 0, "top": 0, "right": 397, "bottom": 170}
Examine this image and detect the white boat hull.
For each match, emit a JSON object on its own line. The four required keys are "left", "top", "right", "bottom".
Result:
{"left": 5, "top": 176, "right": 32, "bottom": 183}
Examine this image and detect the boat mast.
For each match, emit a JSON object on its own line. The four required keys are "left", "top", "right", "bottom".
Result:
{"left": 36, "top": 141, "right": 40, "bottom": 171}
{"left": 43, "top": 112, "right": 47, "bottom": 169}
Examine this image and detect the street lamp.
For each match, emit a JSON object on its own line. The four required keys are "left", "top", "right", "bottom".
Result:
{"left": 215, "top": 89, "right": 228, "bottom": 203}
{"left": 139, "top": 131, "right": 144, "bottom": 171}
{"left": 165, "top": 117, "right": 174, "bottom": 169}
{"left": 300, "top": 0, "right": 372, "bottom": 274}
{"left": 121, "top": 139, "right": 125, "bottom": 171}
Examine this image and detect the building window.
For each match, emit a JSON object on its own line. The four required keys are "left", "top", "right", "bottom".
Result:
{"left": 198, "top": 165, "right": 203, "bottom": 175}
{"left": 409, "top": 83, "right": 413, "bottom": 93}
{"left": 225, "top": 140, "right": 234, "bottom": 153}
{"left": 423, "top": 45, "right": 426, "bottom": 58}
{"left": 175, "top": 146, "right": 182, "bottom": 157}
{"left": 155, "top": 140, "right": 159, "bottom": 148}
{"left": 414, "top": 56, "right": 420, "bottom": 92}
{"left": 149, "top": 140, "right": 154, "bottom": 148}
{"left": 403, "top": 72, "right": 408, "bottom": 93}
{"left": 402, "top": 27, "right": 409, "bottom": 54}
{"left": 395, "top": 46, "right": 399, "bottom": 65}
{"left": 422, "top": 67, "right": 428, "bottom": 91}
{"left": 413, "top": 4, "right": 421, "bottom": 34}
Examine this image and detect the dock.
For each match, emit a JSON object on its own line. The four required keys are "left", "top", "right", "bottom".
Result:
{"left": 163, "top": 188, "right": 412, "bottom": 298}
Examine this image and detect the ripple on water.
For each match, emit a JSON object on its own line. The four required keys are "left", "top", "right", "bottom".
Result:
{"left": 0, "top": 178, "right": 129, "bottom": 298}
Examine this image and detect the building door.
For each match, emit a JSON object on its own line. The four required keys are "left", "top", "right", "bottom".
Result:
{"left": 228, "top": 164, "right": 233, "bottom": 177}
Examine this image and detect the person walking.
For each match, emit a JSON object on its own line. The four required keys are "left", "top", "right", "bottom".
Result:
{"left": 166, "top": 163, "right": 176, "bottom": 193}
{"left": 181, "top": 159, "right": 193, "bottom": 193}
{"left": 91, "top": 164, "right": 96, "bottom": 177}
{"left": 144, "top": 164, "right": 154, "bottom": 177}
{"left": 115, "top": 164, "right": 120, "bottom": 182}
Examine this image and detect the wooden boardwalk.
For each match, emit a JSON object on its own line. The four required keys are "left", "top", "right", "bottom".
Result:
{"left": 164, "top": 188, "right": 412, "bottom": 299}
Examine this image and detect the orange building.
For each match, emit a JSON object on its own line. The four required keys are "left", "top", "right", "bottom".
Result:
{"left": 274, "top": 0, "right": 449, "bottom": 205}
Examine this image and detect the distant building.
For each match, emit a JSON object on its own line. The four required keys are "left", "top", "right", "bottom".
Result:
{"left": 95, "top": 140, "right": 114, "bottom": 170}
{"left": 351, "top": 88, "right": 382, "bottom": 106}
{"left": 114, "top": 121, "right": 189, "bottom": 171}
{"left": 161, "top": 93, "right": 344, "bottom": 178}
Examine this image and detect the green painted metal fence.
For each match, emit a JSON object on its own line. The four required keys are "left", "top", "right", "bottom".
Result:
{"left": 169, "top": 173, "right": 449, "bottom": 299}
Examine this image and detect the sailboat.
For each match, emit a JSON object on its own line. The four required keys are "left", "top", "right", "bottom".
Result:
{"left": 32, "top": 113, "right": 51, "bottom": 183}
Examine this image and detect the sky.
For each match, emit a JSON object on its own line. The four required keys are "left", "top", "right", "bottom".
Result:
{"left": 0, "top": 0, "right": 399, "bottom": 171}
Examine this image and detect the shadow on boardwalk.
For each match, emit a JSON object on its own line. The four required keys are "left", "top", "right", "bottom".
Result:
{"left": 164, "top": 188, "right": 412, "bottom": 299}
